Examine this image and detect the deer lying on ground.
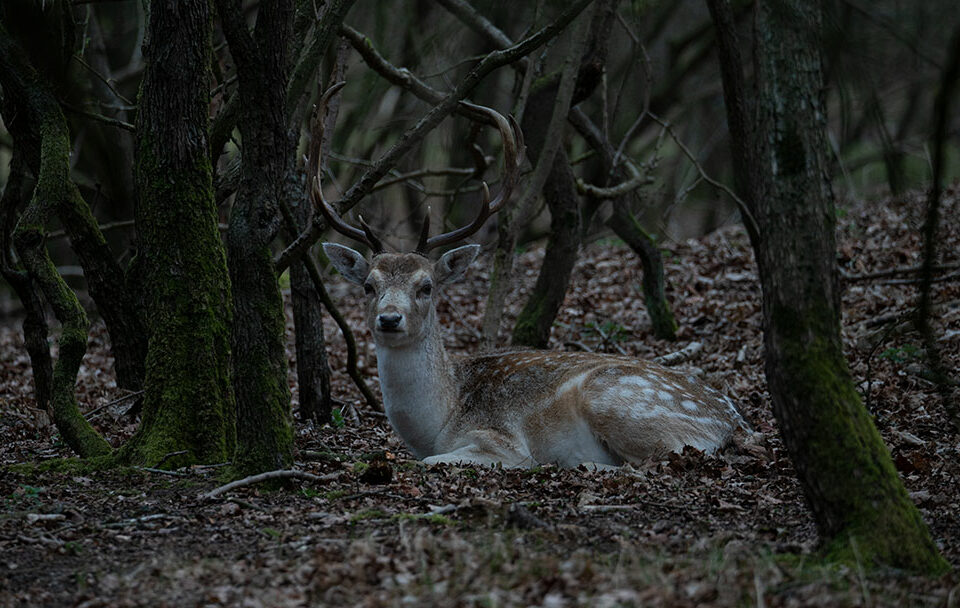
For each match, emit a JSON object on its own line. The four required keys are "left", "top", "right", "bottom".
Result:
{"left": 318, "top": 103, "right": 748, "bottom": 468}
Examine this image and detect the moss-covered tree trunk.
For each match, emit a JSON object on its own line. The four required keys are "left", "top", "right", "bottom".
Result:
{"left": 606, "top": 203, "right": 677, "bottom": 340}
{"left": 0, "top": 35, "right": 110, "bottom": 458}
{"left": 0, "top": 151, "right": 53, "bottom": 412}
{"left": 510, "top": 148, "right": 582, "bottom": 348}
{"left": 216, "top": 0, "right": 296, "bottom": 475}
{"left": 123, "top": 0, "right": 236, "bottom": 467}
{"left": 509, "top": 8, "right": 601, "bottom": 349}
{"left": 0, "top": 22, "right": 111, "bottom": 458}
{"left": 0, "top": 8, "right": 146, "bottom": 392}
{"left": 708, "top": 0, "right": 946, "bottom": 573}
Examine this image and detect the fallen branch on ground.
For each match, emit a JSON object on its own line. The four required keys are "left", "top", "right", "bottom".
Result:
{"left": 199, "top": 469, "right": 339, "bottom": 500}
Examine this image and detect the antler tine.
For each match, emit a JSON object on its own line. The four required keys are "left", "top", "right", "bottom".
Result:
{"left": 358, "top": 215, "right": 385, "bottom": 254}
{"left": 311, "top": 173, "right": 384, "bottom": 254}
{"left": 420, "top": 102, "right": 524, "bottom": 253}
{"left": 414, "top": 206, "right": 432, "bottom": 254}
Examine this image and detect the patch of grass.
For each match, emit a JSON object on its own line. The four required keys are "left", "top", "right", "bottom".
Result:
{"left": 324, "top": 490, "right": 347, "bottom": 501}
{"left": 392, "top": 513, "right": 456, "bottom": 526}
{"left": 349, "top": 509, "right": 389, "bottom": 523}
{"left": 262, "top": 527, "right": 282, "bottom": 539}
{"left": 879, "top": 343, "right": 921, "bottom": 364}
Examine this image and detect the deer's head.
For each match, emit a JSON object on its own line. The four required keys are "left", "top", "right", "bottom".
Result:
{"left": 317, "top": 102, "right": 522, "bottom": 348}
{"left": 323, "top": 245, "right": 479, "bottom": 347}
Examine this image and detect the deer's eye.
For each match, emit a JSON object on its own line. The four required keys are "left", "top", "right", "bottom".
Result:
{"left": 418, "top": 283, "right": 433, "bottom": 298}
{"left": 363, "top": 282, "right": 375, "bottom": 296}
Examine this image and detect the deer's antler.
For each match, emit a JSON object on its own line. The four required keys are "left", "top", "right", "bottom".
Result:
{"left": 309, "top": 81, "right": 386, "bottom": 255}
{"left": 415, "top": 102, "right": 524, "bottom": 254}
{"left": 314, "top": 100, "right": 523, "bottom": 256}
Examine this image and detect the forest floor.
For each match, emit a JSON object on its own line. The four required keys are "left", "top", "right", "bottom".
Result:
{"left": 1, "top": 191, "right": 959, "bottom": 607}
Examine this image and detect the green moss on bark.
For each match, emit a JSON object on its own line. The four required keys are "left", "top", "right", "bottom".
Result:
{"left": 123, "top": 0, "right": 236, "bottom": 468}
{"left": 770, "top": 305, "right": 947, "bottom": 574}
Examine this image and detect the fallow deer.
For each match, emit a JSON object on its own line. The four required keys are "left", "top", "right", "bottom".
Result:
{"left": 317, "top": 103, "right": 748, "bottom": 468}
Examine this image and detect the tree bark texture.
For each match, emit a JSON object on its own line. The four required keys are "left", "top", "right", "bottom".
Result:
{"left": 216, "top": 0, "right": 296, "bottom": 476}
{"left": 124, "top": 0, "right": 236, "bottom": 467}
{"left": 0, "top": 23, "right": 111, "bottom": 458}
{"left": 0, "top": 151, "right": 53, "bottom": 411}
{"left": 288, "top": 173, "right": 333, "bottom": 424}
{"left": 709, "top": 0, "right": 946, "bottom": 573}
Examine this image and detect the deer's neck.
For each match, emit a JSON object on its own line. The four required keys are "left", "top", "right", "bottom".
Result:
{"left": 375, "top": 330, "right": 457, "bottom": 459}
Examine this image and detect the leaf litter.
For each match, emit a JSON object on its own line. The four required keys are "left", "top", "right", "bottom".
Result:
{"left": 0, "top": 191, "right": 958, "bottom": 606}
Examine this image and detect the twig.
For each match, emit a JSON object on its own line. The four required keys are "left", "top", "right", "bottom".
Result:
{"left": 71, "top": 54, "right": 134, "bottom": 105}
{"left": 576, "top": 170, "right": 654, "bottom": 199}
{"left": 648, "top": 113, "right": 759, "bottom": 237}
{"left": 564, "top": 340, "right": 594, "bottom": 353}
{"left": 135, "top": 466, "right": 187, "bottom": 477}
{"left": 61, "top": 102, "right": 135, "bottom": 131}
{"left": 155, "top": 450, "right": 189, "bottom": 468}
{"left": 338, "top": 24, "right": 492, "bottom": 126}
{"left": 84, "top": 390, "right": 144, "bottom": 421}
{"left": 654, "top": 341, "right": 703, "bottom": 366}
{"left": 881, "top": 270, "right": 960, "bottom": 286}
{"left": 436, "top": 0, "right": 515, "bottom": 50}
{"left": 48, "top": 220, "right": 136, "bottom": 240}
{"left": 371, "top": 167, "right": 477, "bottom": 192}
{"left": 840, "top": 0, "right": 942, "bottom": 69}
{"left": 226, "top": 497, "right": 265, "bottom": 511}
{"left": 840, "top": 262, "right": 960, "bottom": 282}
{"left": 200, "top": 469, "right": 339, "bottom": 500}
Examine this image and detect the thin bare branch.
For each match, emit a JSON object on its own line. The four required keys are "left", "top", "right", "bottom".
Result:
{"left": 200, "top": 470, "right": 339, "bottom": 500}
{"left": 61, "top": 103, "right": 135, "bottom": 131}
{"left": 648, "top": 113, "right": 758, "bottom": 237}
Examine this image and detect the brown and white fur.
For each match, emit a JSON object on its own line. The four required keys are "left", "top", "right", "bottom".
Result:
{"left": 324, "top": 242, "right": 748, "bottom": 468}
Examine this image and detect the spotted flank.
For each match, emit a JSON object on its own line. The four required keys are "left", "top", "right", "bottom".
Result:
{"left": 453, "top": 350, "right": 748, "bottom": 466}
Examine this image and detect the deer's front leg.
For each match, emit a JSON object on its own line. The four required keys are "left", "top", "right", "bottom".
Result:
{"left": 424, "top": 430, "right": 534, "bottom": 468}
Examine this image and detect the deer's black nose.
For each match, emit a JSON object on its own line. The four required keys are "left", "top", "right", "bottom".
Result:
{"left": 378, "top": 313, "right": 403, "bottom": 330}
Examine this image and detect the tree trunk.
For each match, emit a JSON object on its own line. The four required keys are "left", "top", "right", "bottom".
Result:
{"left": 289, "top": 188, "right": 333, "bottom": 425}
{"left": 606, "top": 203, "right": 677, "bottom": 340}
{"left": 708, "top": 0, "right": 946, "bottom": 573}
{"left": 123, "top": 0, "right": 236, "bottom": 467}
{"left": 0, "top": 21, "right": 111, "bottom": 458}
{"left": 0, "top": 8, "right": 146, "bottom": 392}
{"left": 0, "top": 151, "right": 53, "bottom": 412}
{"left": 510, "top": 8, "right": 599, "bottom": 348}
{"left": 510, "top": 149, "right": 582, "bottom": 348}
{"left": 216, "top": 0, "right": 298, "bottom": 476}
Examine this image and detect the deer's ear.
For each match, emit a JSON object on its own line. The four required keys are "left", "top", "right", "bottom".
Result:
{"left": 323, "top": 243, "right": 369, "bottom": 285}
{"left": 434, "top": 244, "right": 480, "bottom": 285}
